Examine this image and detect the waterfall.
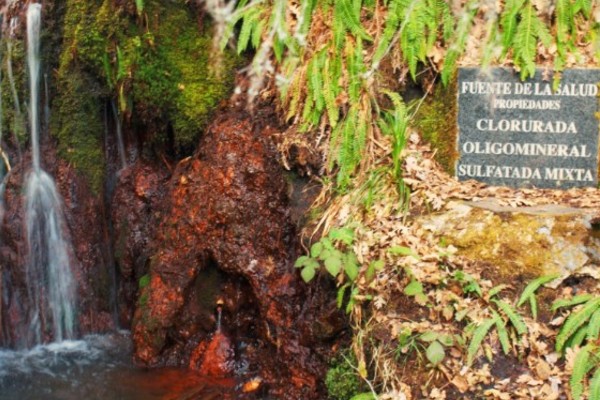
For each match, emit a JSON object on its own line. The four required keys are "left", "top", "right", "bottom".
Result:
{"left": 24, "top": 3, "right": 76, "bottom": 345}
{"left": 111, "top": 100, "right": 127, "bottom": 170}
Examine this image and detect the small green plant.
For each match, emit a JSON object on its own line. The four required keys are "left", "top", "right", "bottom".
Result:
{"left": 138, "top": 274, "right": 151, "bottom": 289}
{"left": 516, "top": 274, "right": 558, "bottom": 319}
{"left": 325, "top": 350, "right": 362, "bottom": 400}
{"left": 294, "top": 227, "right": 359, "bottom": 283}
{"left": 553, "top": 294, "right": 600, "bottom": 353}
{"left": 452, "top": 270, "right": 483, "bottom": 297}
{"left": 465, "top": 284, "right": 528, "bottom": 366}
{"left": 569, "top": 344, "right": 600, "bottom": 400}
{"left": 395, "top": 328, "right": 457, "bottom": 368}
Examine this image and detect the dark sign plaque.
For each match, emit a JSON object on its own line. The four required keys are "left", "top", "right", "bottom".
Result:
{"left": 456, "top": 67, "right": 600, "bottom": 189}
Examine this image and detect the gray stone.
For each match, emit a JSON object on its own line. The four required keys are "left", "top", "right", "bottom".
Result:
{"left": 456, "top": 67, "right": 600, "bottom": 189}
{"left": 417, "top": 200, "right": 600, "bottom": 282}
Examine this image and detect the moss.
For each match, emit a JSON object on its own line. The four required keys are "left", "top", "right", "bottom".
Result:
{"left": 1, "top": 37, "right": 28, "bottom": 147}
{"left": 138, "top": 273, "right": 151, "bottom": 289}
{"left": 325, "top": 349, "right": 362, "bottom": 400}
{"left": 131, "top": 2, "right": 240, "bottom": 152}
{"left": 52, "top": 0, "right": 240, "bottom": 188}
{"left": 413, "top": 79, "right": 459, "bottom": 175}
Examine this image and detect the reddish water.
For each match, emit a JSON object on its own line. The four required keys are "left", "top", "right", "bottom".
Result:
{"left": 0, "top": 332, "right": 267, "bottom": 400}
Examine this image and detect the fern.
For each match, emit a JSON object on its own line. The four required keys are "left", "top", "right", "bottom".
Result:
{"left": 135, "top": 0, "right": 144, "bottom": 17}
{"left": 571, "top": 344, "right": 594, "bottom": 400}
{"left": 517, "top": 274, "right": 558, "bottom": 319}
{"left": 493, "top": 311, "right": 511, "bottom": 355}
{"left": 467, "top": 318, "right": 496, "bottom": 366}
{"left": 587, "top": 308, "right": 600, "bottom": 341}
{"left": 556, "top": 297, "right": 600, "bottom": 352}
{"left": 512, "top": 2, "right": 552, "bottom": 79}
{"left": 500, "top": 0, "right": 525, "bottom": 55}
{"left": 552, "top": 294, "right": 594, "bottom": 311}
{"left": 493, "top": 299, "right": 527, "bottom": 336}
{"left": 590, "top": 366, "right": 600, "bottom": 400}
{"left": 337, "top": 0, "right": 372, "bottom": 42}
{"left": 441, "top": 0, "right": 477, "bottom": 85}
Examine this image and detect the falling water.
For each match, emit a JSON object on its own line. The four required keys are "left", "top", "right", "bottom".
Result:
{"left": 216, "top": 306, "right": 222, "bottom": 333}
{"left": 110, "top": 101, "right": 127, "bottom": 170}
{"left": 24, "top": 3, "right": 76, "bottom": 345}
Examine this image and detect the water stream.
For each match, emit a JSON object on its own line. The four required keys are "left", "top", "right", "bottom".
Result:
{"left": 0, "top": 332, "right": 239, "bottom": 400}
{"left": 24, "top": 3, "right": 76, "bottom": 346}
{"left": 111, "top": 100, "right": 127, "bottom": 170}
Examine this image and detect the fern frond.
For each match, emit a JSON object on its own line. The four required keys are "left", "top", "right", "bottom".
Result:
{"left": 500, "top": 0, "right": 525, "bottom": 54}
{"left": 587, "top": 308, "right": 600, "bottom": 341}
{"left": 513, "top": 3, "right": 551, "bottom": 79}
{"left": 338, "top": 0, "right": 373, "bottom": 41}
{"left": 556, "top": 298, "right": 600, "bottom": 352}
{"left": 571, "top": 345, "right": 593, "bottom": 400}
{"left": 552, "top": 294, "right": 594, "bottom": 312}
{"left": 441, "top": 0, "right": 477, "bottom": 85}
{"left": 467, "top": 318, "right": 496, "bottom": 366}
{"left": 493, "top": 299, "right": 527, "bottom": 336}
{"left": 517, "top": 275, "right": 558, "bottom": 319}
{"left": 590, "top": 366, "right": 600, "bottom": 400}
{"left": 493, "top": 311, "right": 511, "bottom": 355}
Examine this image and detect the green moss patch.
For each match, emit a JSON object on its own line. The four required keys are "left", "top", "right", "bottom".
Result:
{"left": 413, "top": 79, "right": 458, "bottom": 175}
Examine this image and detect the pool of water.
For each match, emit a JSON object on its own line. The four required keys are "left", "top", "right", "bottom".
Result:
{"left": 0, "top": 332, "right": 243, "bottom": 400}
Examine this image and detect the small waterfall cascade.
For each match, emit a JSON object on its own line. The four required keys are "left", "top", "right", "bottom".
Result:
{"left": 110, "top": 100, "right": 127, "bottom": 170}
{"left": 24, "top": 3, "right": 77, "bottom": 345}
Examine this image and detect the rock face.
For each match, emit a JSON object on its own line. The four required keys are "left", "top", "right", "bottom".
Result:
{"left": 418, "top": 200, "right": 600, "bottom": 280}
{"left": 131, "top": 105, "right": 330, "bottom": 399}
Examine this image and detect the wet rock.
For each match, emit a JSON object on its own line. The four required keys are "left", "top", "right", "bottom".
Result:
{"left": 418, "top": 200, "right": 600, "bottom": 280}
{"left": 131, "top": 104, "right": 328, "bottom": 399}
{"left": 111, "top": 160, "right": 170, "bottom": 327}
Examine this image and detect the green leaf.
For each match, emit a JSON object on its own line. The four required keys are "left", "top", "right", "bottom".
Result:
{"left": 324, "top": 256, "right": 342, "bottom": 277}
{"left": 329, "top": 227, "right": 355, "bottom": 245}
{"left": 552, "top": 294, "right": 594, "bottom": 312}
{"left": 571, "top": 345, "right": 592, "bottom": 400}
{"left": 420, "top": 331, "right": 440, "bottom": 342}
{"left": 467, "top": 318, "right": 496, "bottom": 366}
{"left": 517, "top": 274, "right": 559, "bottom": 307}
{"left": 366, "top": 259, "right": 384, "bottom": 282}
{"left": 310, "top": 242, "right": 324, "bottom": 258}
{"left": 529, "top": 295, "right": 538, "bottom": 320}
{"left": 557, "top": 298, "right": 600, "bottom": 352}
{"left": 586, "top": 308, "right": 600, "bottom": 341}
{"left": 135, "top": 0, "right": 144, "bottom": 16}
{"left": 590, "top": 366, "right": 600, "bottom": 400}
{"left": 488, "top": 284, "right": 509, "bottom": 298}
{"left": 337, "top": 283, "right": 350, "bottom": 308}
{"left": 301, "top": 265, "right": 316, "bottom": 282}
{"left": 350, "top": 393, "right": 376, "bottom": 400}
{"left": 438, "top": 334, "right": 454, "bottom": 347}
{"left": 388, "top": 246, "right": 419, "bottom": 259}
{"left": 493, "top": 299, "right": 527, "bottom": 336}
{"left": 404, "top": 280, "right": 423, "bottom": 296}
{"left": 426, "top": 340, "right": 445, "bottom": 366}
{"left": 345, "top": 261, "right": 359, "bottom": 281}
{"left": 294, "top": 255, "right": 310, "bottom": 268}
{"left": 494, "top": 313, "right": 511, "bottom": 355}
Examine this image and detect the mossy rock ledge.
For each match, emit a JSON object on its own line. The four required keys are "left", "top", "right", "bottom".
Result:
{"left": 417, "top": 200, "right": 600, "bottom": 281}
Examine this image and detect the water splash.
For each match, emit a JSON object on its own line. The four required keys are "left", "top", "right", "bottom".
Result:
{"left": 24, "top": 3, "right": 77, "bottom": 345}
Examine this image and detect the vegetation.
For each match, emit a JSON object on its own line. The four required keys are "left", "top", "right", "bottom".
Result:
{"left": 50, "top": 0, "right": 240, "bottom": 191}
{"left": 222, "top": 0, "right": 598, "bottom": 195}
{"left": 219, "top": 0, "right": 599, "bottom": 397}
